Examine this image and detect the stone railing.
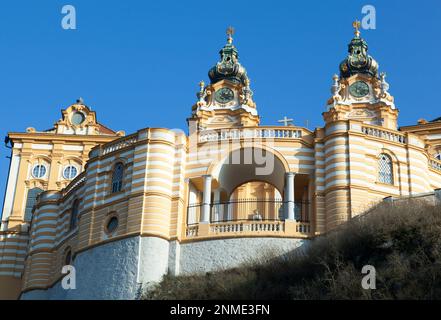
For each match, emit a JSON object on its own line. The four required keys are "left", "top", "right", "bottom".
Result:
{"left": 102, "top": 133, "right": 138, "bottom": 155}
{"left": 62, "top": 173, "right": 86, "bottom": 197}
{"left": 198, "top": 127, "right": 303, "bottom": 143}
{"left": 210, "top": 220, "right": 284, "bottom": 234}
{"left": 361, "top": 125, "right": 407, "bottom": 144}
{"left": 429, "top": 158, "right": 441, "bottom": 173}
{"left": 184, "top": 220, "right": 312, "bottom": 239}
{"left": 186, "top": 224, "right": 199, "bottom": 237}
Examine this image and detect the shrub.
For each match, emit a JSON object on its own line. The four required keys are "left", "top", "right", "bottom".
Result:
{"left": 144, "top": 200, "right": 441, "bottom": 300}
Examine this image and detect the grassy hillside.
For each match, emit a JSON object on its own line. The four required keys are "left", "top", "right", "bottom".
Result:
{"left": 144, "top": 200, "right": 441, "bottom": 300}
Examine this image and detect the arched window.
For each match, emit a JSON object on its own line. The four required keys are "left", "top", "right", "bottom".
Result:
{"left": 70, "top": 199, "right": 80, "bottom": 230}
{"left": 378, "top": 154, "right": 393, "bottom": 184}
{"left": 111, "top": 163, "right": 124, "bottom": 193}
{"left": 24, "top": 188, "right": 44, "bottom": 221}
{"left": 436, "top": 153, "right": 441, "bottom": 161}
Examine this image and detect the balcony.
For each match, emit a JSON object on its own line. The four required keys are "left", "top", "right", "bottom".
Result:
{"left": 185, "top": 199, "right": 312, "bottom": 240}
{"left": 197, "top": 126, "right": 313, "bottom": 144}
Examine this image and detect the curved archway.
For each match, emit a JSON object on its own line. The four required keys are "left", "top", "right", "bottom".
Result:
{"left": 213, "top": 147, "right": 288, "bottom": 196}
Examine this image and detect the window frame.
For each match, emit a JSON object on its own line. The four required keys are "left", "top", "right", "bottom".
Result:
{"left": 69, "top": 199, "right": 80, "bottom": 231}
{"left": 63, "top": 165, "right": 79, "bottom": 180}
{"left": 111, "top": 162, "right": 124, "bottom": 194}
{"left": 32, "top": 164, "right": 47, "bottom": 179}
{"left": 105, "top": 214, "right": 119, "bottom": 235}
{"left": 24, "top": 187, "right": 44, "bottom": 221}
{"left": 378, "top": 153, "right": 394, "bottom": 185}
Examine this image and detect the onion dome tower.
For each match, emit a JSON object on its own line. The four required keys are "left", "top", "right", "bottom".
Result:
{"left": 324, "top": 21, "right": 398, "bottom": 130}
{"left": 339, "top": 24, "right": 378, "bottom": 79}
{"left": 189, "top": 27, "right": 259, "bottom": 132}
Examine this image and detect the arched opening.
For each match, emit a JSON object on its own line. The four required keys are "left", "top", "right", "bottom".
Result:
{"left": 186, "top": 147, "right": 311, "bottom": 226}
{"left": 215, "top": 147, "right": 287, "bottom": 196}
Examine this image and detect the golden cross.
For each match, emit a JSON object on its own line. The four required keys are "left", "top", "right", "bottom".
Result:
{"left": 352, "top": 20, "right": 361, "bottom": 37}
{"left": 226, "top": 26, "right": 235, "bottom": 43}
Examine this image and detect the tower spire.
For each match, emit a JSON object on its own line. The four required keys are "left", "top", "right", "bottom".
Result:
{"left": 352, "top": 20, "right": 361, "bottom": 37}
{"left": 208, "top": 27, "right": 249, "bottom": 85}
{"left": 226, "top": 26, "right": 235, "bottom": 44}
{"left": 338, "top": 20, "right": 378, "bottom": 78}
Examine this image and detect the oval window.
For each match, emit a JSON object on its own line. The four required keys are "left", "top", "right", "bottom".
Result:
{"left": 71, "top": 112, "right": 85, "bottom": 125}
{"left": 32, "top": 164, "right": 47, "bottom": 179}
{"left": 63, "top": 165, "right": 78, "bottom": 180}
{"left": 106, "top": 216, "right": 118, "bottom": 234}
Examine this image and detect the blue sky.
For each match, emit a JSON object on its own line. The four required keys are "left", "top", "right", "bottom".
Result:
{"left": 1, "top": 0, "right": 441, "bottom": 211}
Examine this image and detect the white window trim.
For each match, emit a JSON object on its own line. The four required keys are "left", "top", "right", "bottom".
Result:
{"left": 63, "top": 165, "right": 79, "bottom": 180}
{"left": 32, "top": 164, "right": 48, "bottom": 179}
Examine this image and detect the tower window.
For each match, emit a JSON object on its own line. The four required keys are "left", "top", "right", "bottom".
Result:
{"left": 106, "top": 216, "right": 119, "bottom": 234}
{"left": 70, "top": 199, "right": 80, "bottom": 230}
{"left": 32, "top": 164, "right": 47, "bottom": 179}
{"left": 63, "top": 165, "right": 78, "bottom": 180}
{"left": 24, "top": 188, "right": 44, "bottom": 221}
{"left": 378, "top": 154, "right": 393, "bottom": 185}
{"left": 436, "top": 153, "right": 441, "bottom": 161}
{"left": 65, "top": 250, "right": 72, "bottom": 265}
{"left": 111, "top": 163, "right": 124, "bottom": 193}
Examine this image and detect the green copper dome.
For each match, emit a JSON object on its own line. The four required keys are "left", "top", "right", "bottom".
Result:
{"left": 339, "top": 23, "right": 379, "bottom": 79}
{"left": 208, "top": 30, "right": 249, "bottom": 85}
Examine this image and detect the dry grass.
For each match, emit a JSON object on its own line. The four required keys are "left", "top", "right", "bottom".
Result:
{"left": 144, "top": 200, "right": 441, "bottom": 300}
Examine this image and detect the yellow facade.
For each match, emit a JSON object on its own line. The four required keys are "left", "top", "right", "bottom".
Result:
{"left": 1, "top": 27, "right": 441, "bottom": 299}
{"left": 0, "top": 100, "right": 120, "bottom": 298}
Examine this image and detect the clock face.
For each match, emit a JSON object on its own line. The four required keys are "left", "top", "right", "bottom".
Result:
{"left": 349, "top": 81, "right": 369, "bottom": 98}
{"left": 214, "top": 87, "right": 234, "bottom": 104}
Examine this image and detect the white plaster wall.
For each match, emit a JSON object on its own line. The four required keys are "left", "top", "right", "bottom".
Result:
{"left": 21, "top": 236, "right": 309, "bottom": 299}
{"left": 22, "top": 236, "right": 142, "bottom": 300}
{"left": 137, "top": 237, "right": 170, "bottom": 289}
{"left": 179, "top": 237, "right": 308, "bottom": 274}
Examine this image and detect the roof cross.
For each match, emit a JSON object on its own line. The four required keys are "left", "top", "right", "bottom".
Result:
{"left": 352, "top": 20, "right": 361, "bottom": 37}
{"left": 278, "top": 116, "right": 294, "bottom": 126}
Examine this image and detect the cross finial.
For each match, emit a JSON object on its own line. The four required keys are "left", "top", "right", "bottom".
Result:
{"left": 352, "top": 20, "right": 361, "bottom": 37}
{"left": 278, "top": 116, "right": 294, "bottom": 127}
{"left": 226, "top": 26, "right": 235, "bottom": 44}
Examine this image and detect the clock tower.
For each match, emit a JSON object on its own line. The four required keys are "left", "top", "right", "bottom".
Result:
{"left": 188, "top": 28, "right": 259, "bottom": 132}
{"left": 323, "top": 21, "right": 398, "bottom": 130}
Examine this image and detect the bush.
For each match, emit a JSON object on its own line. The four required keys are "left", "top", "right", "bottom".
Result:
{"left": 144, "top": 200, "right": 441, "bottom": 300}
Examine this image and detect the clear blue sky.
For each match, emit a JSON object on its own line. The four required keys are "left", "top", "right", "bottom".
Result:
{"left": 1, "top": 0, "right": 440, "bottom": 210}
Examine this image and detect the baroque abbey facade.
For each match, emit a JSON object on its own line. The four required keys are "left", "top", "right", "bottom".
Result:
{"left": 1, "top": 24, "right": 441, "bottom": 299}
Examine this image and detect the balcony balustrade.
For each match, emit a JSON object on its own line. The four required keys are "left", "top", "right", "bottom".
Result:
{"left": 185, "top": 199, "right": 312, "bottom": 239}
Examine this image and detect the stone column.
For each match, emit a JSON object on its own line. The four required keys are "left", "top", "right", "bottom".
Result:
{"left": 201, "top": 175, "right": 212, "bottom": 223}
{"left": 212, "top": 189, "right": 221, "bottom": 222}
{"left": 285, "top": 172, "right": 295, "bottom": 220}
